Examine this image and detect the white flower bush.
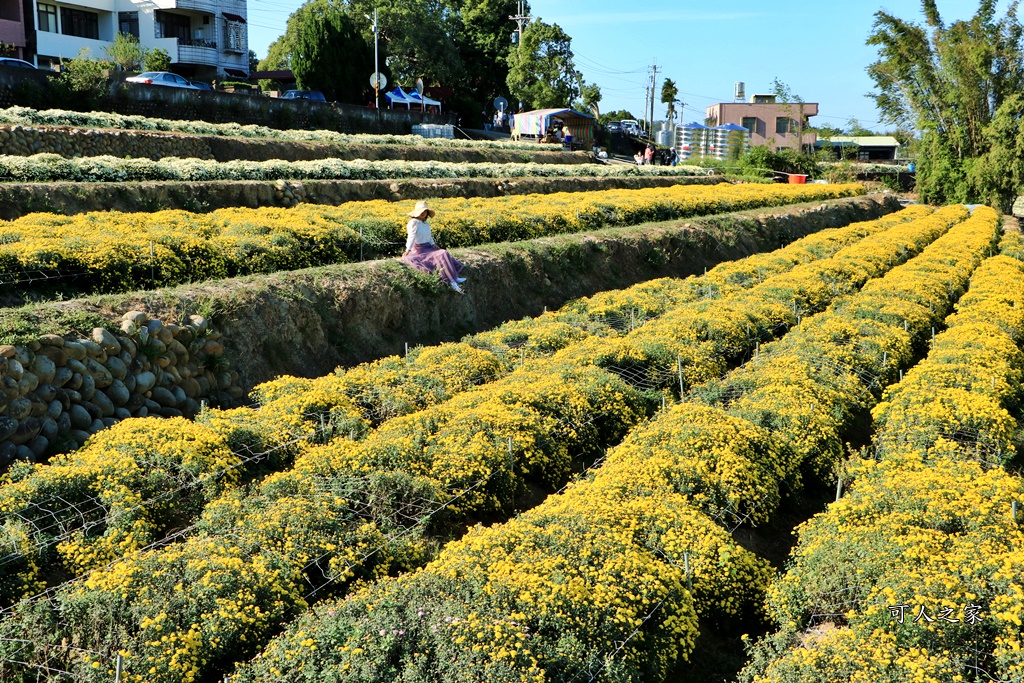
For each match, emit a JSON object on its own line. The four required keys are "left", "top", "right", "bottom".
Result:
{"left": 0, "top": 154, "right": 705, "bottom": 183}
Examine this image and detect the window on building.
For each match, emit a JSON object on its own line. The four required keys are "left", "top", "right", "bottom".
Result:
{"left": 118, "top": 11, "right": 139, "bottom": 38}
{"left": 741, "top": 117, "right": 759, "bottom": 136}
{"left": 775, "top": 117, "right": 798, "bottom": 135}
{"left": 225, "top": 20, "right": 244, "bottom": 52}
{"left": 155, "top": 11, "right": 191, "bottom": 40}
{"left": 37, "top": 3, "right": 57, "bottom": 33}
{"left": 60, "top": 7, "right": 98, "bottom": 39}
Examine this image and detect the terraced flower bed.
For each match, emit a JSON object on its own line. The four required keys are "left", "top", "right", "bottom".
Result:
{"left": 741, "top": 229, "right": 1024, "bottom": 683}
{"left": 0, "top": 182, "right": 862, "bottom": 295}
{"left": 0, "top": 202, "right": 968, "bottom": 683}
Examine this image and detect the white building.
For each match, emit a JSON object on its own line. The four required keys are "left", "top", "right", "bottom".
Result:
{"left": 27, "top": 0, "right": 249, "bottom": 80}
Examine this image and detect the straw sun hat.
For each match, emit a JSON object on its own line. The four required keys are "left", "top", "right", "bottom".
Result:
{"left": 407, "top": 200, "right": 436, "bottom": 219}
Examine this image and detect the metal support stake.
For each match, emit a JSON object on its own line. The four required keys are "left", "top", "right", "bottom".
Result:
{"left": 115, "top": 654, "right": 123, "bottom": 683}
{"left": 405, "top": 342, "right": 409, "bottom": 357}
{"left": 149, "top": 241, "right": 155, "bottom": 285}
{"left": 835, "top": 476, "right": 843, "bottom": 502}
{"left": 677, "top": 355, "right": 684, "bottom": 396}
{"left": 904, "top": 319, "right": 908, "bottom": 332}
{"left": 683, "top": 551, "right": 692, "bottom": 592}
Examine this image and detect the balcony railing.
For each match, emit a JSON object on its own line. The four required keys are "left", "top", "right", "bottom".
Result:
{"left": 176, "top": 43, "right": 218, "bottom": 66}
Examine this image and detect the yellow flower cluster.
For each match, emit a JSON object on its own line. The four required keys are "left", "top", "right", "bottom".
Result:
{"left": 0, "top": 210, "right": 896, "bottom": 618}
{"left": 602, "top": 204, "right": 964, "bottom": 388}
{"left": 232, "top": 211, "right": 998, "bottom": 683}
{"left": 0, "top": 417, "right": 236, "bottom": 604}
{"left": 0, "top": 183, "right": 861, "bottom": 293}
{"left": 570, "top": 204, "right": 932, "bottom": 321}
{"left": 745, "top": 219, "right": 1024, "bottom": 683}
{"left": 0, "top": 201, "right": 959, "bottom": 683}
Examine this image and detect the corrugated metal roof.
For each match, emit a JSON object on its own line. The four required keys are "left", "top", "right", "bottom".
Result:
{"left": 820, "top": 136, "right": 901, "bottom": 147}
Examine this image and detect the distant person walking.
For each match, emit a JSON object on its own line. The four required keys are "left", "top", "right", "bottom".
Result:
{"left": 644, "top": 144, "right": 654, "bottom": 165}
{"left": 400, "top": 201, "right": 466, "bottom": 293}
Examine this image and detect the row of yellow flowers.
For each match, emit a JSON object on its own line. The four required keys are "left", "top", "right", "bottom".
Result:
{"left": 230, "top": 208, "right": 999, "bottom": 683}
{"left": 0, "top": 182, "right": 861, "bottom": 293}
{"left": 743, "top": 227, "right": 1024, "bottom": 683}
{"left": 0, "top": 205, "right": 915, "bottom": 610}
{"left": 0, "top": 202, "right": 921, "bottom": 683}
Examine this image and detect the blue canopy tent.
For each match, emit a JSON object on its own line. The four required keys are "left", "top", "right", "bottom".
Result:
{"left": 385, "top": 86, "right": 417, "bottom": 109}
{"left": 405, "top": 88, "right": 442, "bottom": 113}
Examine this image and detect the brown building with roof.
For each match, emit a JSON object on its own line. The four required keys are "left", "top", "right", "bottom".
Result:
{"left": 706, "top": 94, "right": 818, "bottom": 152}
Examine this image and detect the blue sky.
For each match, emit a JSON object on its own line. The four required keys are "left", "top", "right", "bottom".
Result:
{"left": 246, "top": 1, "right": 1006, "bottom": 130}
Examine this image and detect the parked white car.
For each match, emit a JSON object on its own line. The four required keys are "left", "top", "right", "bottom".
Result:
{"left": 620, "top": 119, "right": 642, "bottom": 136}
{"left": 125, "top": 72, "right": 199, "bottom": 89}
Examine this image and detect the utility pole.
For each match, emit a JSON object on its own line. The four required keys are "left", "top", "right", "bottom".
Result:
{"left": 649, "top": 62, "right": 659, "bottom": 141}
{"left": 509, "top": 0, "right": 532, "bottom": 111}
{"left": 367, "top": 8, "right": 379, "bottom": 109}
{"left": 644, "top": 84, "right": 651, "bottom": 137}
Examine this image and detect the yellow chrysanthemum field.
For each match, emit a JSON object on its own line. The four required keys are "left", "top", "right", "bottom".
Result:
{"left": 0, "top": 109, "right": 1017, "bottom": 683}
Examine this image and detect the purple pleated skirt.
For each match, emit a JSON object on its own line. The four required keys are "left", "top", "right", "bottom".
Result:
{"left": 401, "top": 243, "right": 464, "bottom": 285}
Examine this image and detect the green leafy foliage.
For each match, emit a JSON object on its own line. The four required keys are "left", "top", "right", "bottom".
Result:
{"left": 53, "top": 49, "right": 112, "bottom": 110}
{"left": 104, "top": 33, "right": 146, "bottom": 72}
{"left": 291, "top": 0, "right": 372, "bottom": 103}
{"left": 866, "top": 1, "right": 1024, "bottom": 205}
{"left": 142, "top": 48, "right": 171, "bottom": 72}
{"left": 505, "top": 20, "right": 581, "bottom": 109}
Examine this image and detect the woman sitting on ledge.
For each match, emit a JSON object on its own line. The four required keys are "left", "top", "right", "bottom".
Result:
{"left": 400, "top": 200, "right": 466, "bottom": 293}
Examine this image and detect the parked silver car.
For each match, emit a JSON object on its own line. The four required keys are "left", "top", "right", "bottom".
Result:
{"left": 125, "top": 72, "right": 199, "bottom": 89}
{"left": 0, "top": 58, "right": 36, "bottom": 69}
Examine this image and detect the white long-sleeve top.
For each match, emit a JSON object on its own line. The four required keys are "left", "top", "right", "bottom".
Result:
{"left": 406, "top": 218, "right": 435, "bottom": 251}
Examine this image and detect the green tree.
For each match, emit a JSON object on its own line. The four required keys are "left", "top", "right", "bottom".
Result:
{"left": 249, "top": 49, "right": 259, "bottom": 74}
{"left": 506, "top": 20, "right": 580, "bottom": 109}
{"left": 257, "top": 16, "right": 301, "bottom": 92}
{"left": 867, "top": 0, "right": 1024, "bottom": 205}
{"left": 54, "top": 49, "right": 113, "bottom": 109}
{"left": 143, "top": 48, "right": 171, "bottom": 72}
{"left": 771, "top": 77, "right": 811, "bottom": 151}
{"left": 343, "top": 0, "right": 462, "bottom": 87}
{"left": 660, "top": 77, "right": 678, "bottom": 125}
{"left": 105, "top": 32, "right": 146, "bottom": 71}
{"left": 450, "top": 0, "right": 522, "bottom": 114}
{"left": 574, "top": 78, "right": 601, "bottom": 117}
{"left": 291, "top": 0, "right": 373, "bottom": 102}
{"left": 843, "top": 117, "right": 874, "bottom": 136}
{"left": 969, "top": 94, "right": 1024, "bottom": 211}
{"left": 259, "top": 33, "right": 296, "bottom": 72}
{"left": 599, "top": 109, "right": 637, "bottom": 125}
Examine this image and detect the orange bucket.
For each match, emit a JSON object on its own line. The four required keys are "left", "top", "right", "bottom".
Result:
{"left": 789, "top": 174, "right": 808, "bottom": 184}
